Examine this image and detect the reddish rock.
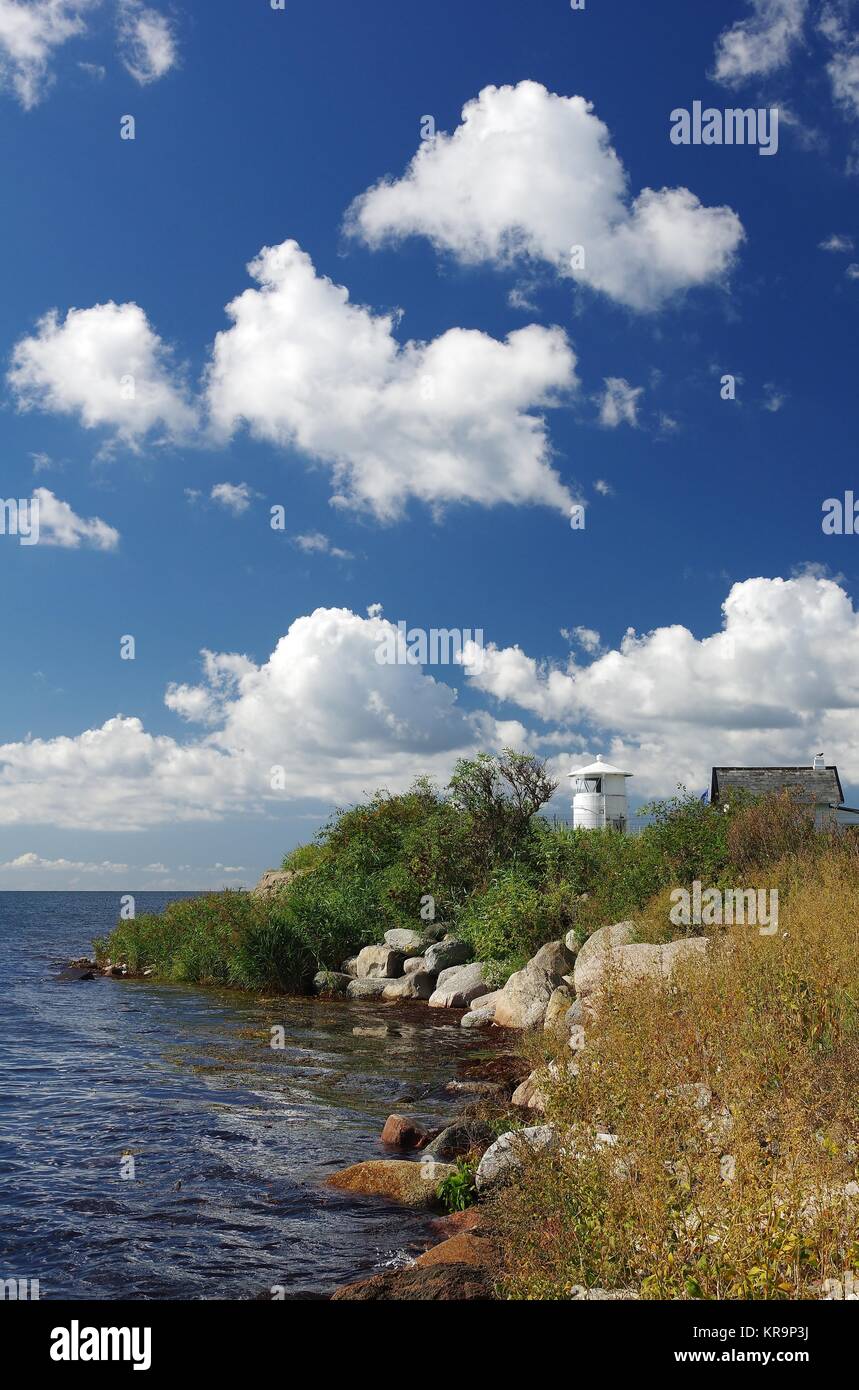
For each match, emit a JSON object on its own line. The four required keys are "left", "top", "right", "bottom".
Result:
{"left": 380, "top": 1113, "right": 428, "bottom": 1150}
{"left": 414, "top": 1232, "right": 495, "bottom": 1270}
{"left": 326, "top": 1158, "right": 454, "bottom": 1207}
{"left": 428, "top": 1207, "right": 482, "bottom": 1239}
{"left": 330, "top": 1262, "right": 493, "bottom": 1301}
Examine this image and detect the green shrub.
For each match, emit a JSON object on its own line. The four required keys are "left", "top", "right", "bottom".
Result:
{"left": 94, "top": 891, "right": 316, "bottom": 992}
{"left": 456, "top": 868, "right": 554, "bottom": 964}
{"left": 436, "top": 1159, "right": 478, "bottom": 1212}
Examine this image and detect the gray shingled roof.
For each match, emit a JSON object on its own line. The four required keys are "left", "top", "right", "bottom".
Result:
{"left": 710, "top": 766, "right": 844, "bottom": 807}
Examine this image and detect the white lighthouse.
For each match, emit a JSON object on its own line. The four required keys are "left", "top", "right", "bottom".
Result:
{"left": 568, "top": 755, "right": 633, "bottom": 832}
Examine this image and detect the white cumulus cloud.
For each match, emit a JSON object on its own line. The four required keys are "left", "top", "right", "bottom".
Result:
{"left": 0, "top": 608, "right": 490, "bottom": 831}
{"left": 8, "top": 300, "right": 197, "bottom": 449}
{"left": 205, "top": 238, "right": 579, "bottom": 519}
{"left": 346, "top": 81, "right": 744, "bottom": 313}
{"left": 210, "top": 481, "right": 253, "bottom": 515}
{"left": 465, "top": 573, "right": 859, "bottom": 796}
{"left": 32, "top": 486, "right": 119, "bottom": 548}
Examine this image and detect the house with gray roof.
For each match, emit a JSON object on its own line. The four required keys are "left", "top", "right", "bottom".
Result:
{"left": 710, "top": 756, "right": 844, "bottom": 829}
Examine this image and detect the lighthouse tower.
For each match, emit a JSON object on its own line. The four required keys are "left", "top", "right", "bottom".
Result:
{"left": 568, "top": 755, "right": 633, "bottom": 832}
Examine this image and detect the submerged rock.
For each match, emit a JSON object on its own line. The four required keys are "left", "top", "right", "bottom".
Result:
{"left": 326, "top": 1158, "right": 455, "bottom": 1207}
{"left": 347, "top": 977, "right": 393, "bottom": 999}
{"left": 312, "top": 970, "right": 351, "bottom": 996}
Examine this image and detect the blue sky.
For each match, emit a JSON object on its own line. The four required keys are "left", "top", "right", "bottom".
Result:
{"left": 1, "top": 0, "right": 858, "bottom": 889}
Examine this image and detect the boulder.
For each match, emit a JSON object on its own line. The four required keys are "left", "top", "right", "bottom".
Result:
{"left": 563, "top": 928, "right": 581, "bottom": 956}
{"left": 576, "top": 935, "right": 710, "bottom": 1012}
{"left": 471, "top": 988, "right": 502, "bottom": 1011}
{"left": 572, "top": 921, "right": 637, "bottom": 997}
{"left": 475, "top": 1125, "right": 558, "bottom": 1192}
{"left": 493, "top": 940, "right": 574, "bottom": 1030}
{"left": 544, "top": 985, "right": 573, "bottom": 1031}
{"left": 511, "top": 1068, "right": 549, "bottom": 1113}
{"left": 420, "top": 922, "right": 449, "bottom": 944}
{"left": 428, "top": 1207, "right": 482, "bottom": 1239}
{"left": 380, "top": 1114, "right": 428, "bottom": 1150}
{"left": 414, "top": 1233, "right": 494, "bottom": 1271}
{"left": 403, "top": 956, "right": 426, "bottom": 975}
{"left": 382, "top": 971, "right": 435, "bottom": 1001}
{"left": 384, "top": 928, "right": 427, "bottom": 954}
{"left": 461, "top": 1005, "right": 495, "bottom": 1029}
{"left": 564, "top": 998, "right": 584, "bottom": 1028}
{"left": 355, "top": 944, "right": 406, "bottom": 979}
{"left": 252, "top": 869, "right": 296, "bottom": 896}
{"left": 429, "top": 962, "right": 490, "bottom": 1009}
{"left": 326, "top": 1158, "right": 454, "bottom": 1207}
{"left": 423, "top": 1121, "right": 495, "bottom": 1162}
{"left": 347, "top": 976, "right": 393, "bottom": 1000}
{"left": 424, "top": 939, "right": 471, "bottom": 975}
{"left": 331, "top": 1261, "right": 492, "bottom": 1301}
{"left": 341, "top": 956, "right": 359, "bottom": 977}
{"left": 312, "top": 970, "right": 351, "bottom": 996}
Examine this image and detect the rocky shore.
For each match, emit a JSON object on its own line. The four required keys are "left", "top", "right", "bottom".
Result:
{"left": 79, "top": 875, "right": 719, "bottom": 1301}
{"left": 300, "top": 909, "right": 711, "bottom": 1299}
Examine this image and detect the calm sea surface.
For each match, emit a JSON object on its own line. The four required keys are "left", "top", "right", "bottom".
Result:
{"left": 0, "top": 892, "right": 485, "bottom": 1300}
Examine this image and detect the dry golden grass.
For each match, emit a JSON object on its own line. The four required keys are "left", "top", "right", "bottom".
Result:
{"left": 489, "top": 849, "right": 859, "bottom": 1299}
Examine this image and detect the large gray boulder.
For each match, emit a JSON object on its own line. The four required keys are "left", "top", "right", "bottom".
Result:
{"left": 382, "top": 971, "right": 436, "bottom": 1001}
{"left": 460, "top": 1004, "right": 496, "bottom": 1029}
{"left": 423, "top": 1120, "right": 495, "bottom": 1161}
{"left": 347, "top": 976, "right": 394, "bottom": 999}
{"left": 470, "top": 988, "right": 502, "bottom": 1011}
{"left": 576, "top": 934, "right": 710, "bottom": 1013}
{"left": 403, "top": 956, "right": 426, "bottom": 975}
{"left": 572, "top": 921, "right": 637, "bottom": 993}
{"left": 424, "top": 939, "right": 471, "bottom": 975}
{"left": 493, "top": 940, "right": 575, "bottom": 1030}
{"left": 356, "top": 944, "right": 406, "bottom": 979}
{"left": 429, "top": 962, "right": 490, "bottom": 1009}
{"left": 475, "top": 1125, "right": 558, "bottom": 1192}
{"left": 384, "top": 928, "right": 427, "bottom": 954}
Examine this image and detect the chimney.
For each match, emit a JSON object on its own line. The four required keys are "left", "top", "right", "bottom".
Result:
{"left": 813, "top": 753, "right": 825, "bottom": 772}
